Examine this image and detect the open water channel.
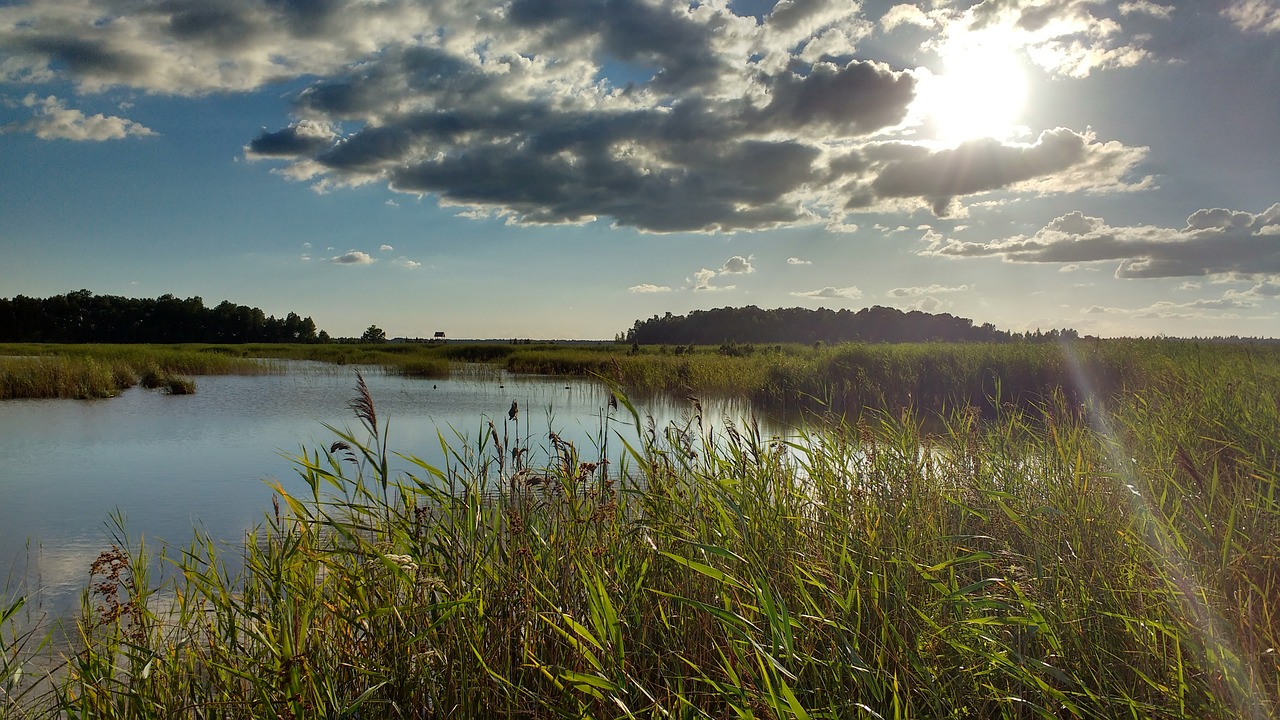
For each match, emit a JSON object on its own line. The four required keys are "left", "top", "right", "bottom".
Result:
{"left": 0, "top": 361, "right": 785, "bottom": 618}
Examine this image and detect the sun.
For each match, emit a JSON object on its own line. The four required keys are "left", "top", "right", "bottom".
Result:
{"left": 917, "top": 31, "right": 1028, "bottom": 143}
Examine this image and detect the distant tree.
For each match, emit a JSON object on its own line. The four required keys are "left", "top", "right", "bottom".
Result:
{"left": 0, "top": 290, "right": 324, "bottom": 343}
{"left": 622, "top": 305, "right": 1026, "bottom": 345}
{"left": 361, "top": 325, "right": 388, "bottom": 343}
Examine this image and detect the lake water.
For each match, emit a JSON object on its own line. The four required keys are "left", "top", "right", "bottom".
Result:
{"left": 0, "top": 362, "right": 781, "bottom": 617}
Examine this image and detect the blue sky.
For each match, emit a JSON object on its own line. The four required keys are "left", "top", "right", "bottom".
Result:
{"left": 2, "top": 0, "right": 1278, "bottom": 339}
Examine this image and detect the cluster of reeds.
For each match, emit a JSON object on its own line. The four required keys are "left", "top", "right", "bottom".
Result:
{"left": 2, "top": 356, "right": 1276, "bottom": 718}
{"left": 138, "top": 367, "right": 197, "bottom": 395}
{"left": 0, "top": 346, "right": 271, "bottom": 399}
{"left": 0, "top": 356, "right": 135, "bottom": 399}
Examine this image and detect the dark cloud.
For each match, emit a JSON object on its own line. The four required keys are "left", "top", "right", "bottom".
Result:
{"left": 926, "top": 203, "right": 1280, "bottom": 279}
{"left": 757, "top": 60, "right": 916, "bottom": 135}
{"left": 0, "top": 0, "right": 1156, "bottom": 231}
{"left": 0, "top": 0, "right": 442, "bottom": 93}
{"left": 507, "top": 0, "right": 726, "bottom": 91}
{"left": 871, "top": 129, "right": 1090, "bottom": 214}
{"left": 13, "top": 35, "right": 151, "bottom": 82}
{"left": 163, "top": 3, "right": 262, "bottom": 50}
{"left": 246, "top": 120, "right": 337, "bottom": 157}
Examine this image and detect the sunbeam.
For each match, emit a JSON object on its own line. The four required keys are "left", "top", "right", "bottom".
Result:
{"left": 1060, "top": 338, "right": 1269, "bottom": 720}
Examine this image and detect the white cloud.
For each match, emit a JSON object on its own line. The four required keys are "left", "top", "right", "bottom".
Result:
{"left": 628, "top": 284, "right": 672, "bottom": 293}
{"left": 790, "top": 286, "right": 862, "bottom": 299}
{"left": 330, "top": 250, "right": 375, "bottom": 265}
{"left": 395, "top": 258, "right": 421, "bottom": 268}
{"left": 924, "top": 202, "right": 1280, "bottom": 279}
{"left": 1223, "top": 0, "right": 1280, "bottom": 33}
{"left": 2, "top": 95, "right": 154, "bottom": 141}
{"left": 880, "top": 4, "right": 933, "bottom": 31}
{"left": 719, "top": 255, "right": 755, "bottom": 274}
{"left": 886, "top": 284, "right": 970, "bottom": 297}
{"left": 958, "top": 0, "right": 1161, "bottom": 78}
{"left": 380, "top": 244, "right": 394, "bottom": 252}
{"left": 786, "top": 257, "right": 812, "bottom": 265}
{"left": 915, "top": 296, "right": 943, "bottom": 313}
{"left": 692, "top": 269, "right": 735, "bottom": 292}
{"left": 1119, "top": 2, "right": 1173, "bottom": 19}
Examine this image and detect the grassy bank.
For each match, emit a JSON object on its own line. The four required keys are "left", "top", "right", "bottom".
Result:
{"left": 3, "top": 357, "right": 1277, "bottom": 718}
{"left": 0, "top": 345, "right": 271, "bottom": 399}
{"left": 6, "top": 340, "right": 1277, "bottom": 420}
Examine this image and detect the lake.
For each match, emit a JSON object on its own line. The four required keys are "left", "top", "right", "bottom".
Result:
{"left": 0, "top": 362, "right": 781, "bottom": 617}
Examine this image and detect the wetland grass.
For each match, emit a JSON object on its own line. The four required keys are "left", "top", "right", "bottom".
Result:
{"left": 0, "top": 345, "right": 270, "bottom": 399}
{"left": 3, "top": 356, "right": 1277, "bottom": 718}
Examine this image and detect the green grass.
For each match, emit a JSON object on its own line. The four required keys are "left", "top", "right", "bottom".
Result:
{"left": 3, "top": 351, "right": 1278, "bottom": 718}
{"left": 7, "top": 339, "right": 1266, "bottom": 417}
{"left": 0, "top": 345, "right": 272, "bottom": 399}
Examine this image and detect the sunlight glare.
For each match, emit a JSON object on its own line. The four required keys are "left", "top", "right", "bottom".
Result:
{"left": 922, "top": 32, "right": 1028, "bottom": 143}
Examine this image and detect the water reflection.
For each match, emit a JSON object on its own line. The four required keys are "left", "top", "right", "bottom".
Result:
{"left": 0, "top": 362, "right": 787, "bottom": 617}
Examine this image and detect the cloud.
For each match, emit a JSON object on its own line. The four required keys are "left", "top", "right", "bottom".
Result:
{"left": 0, "top": 0, "right": 446, "bottom": 95}
{"left": 718, "top": 255, "right": 755, "bottom": 275}
{"left": 867, "top": 129, "right": 1149, "bottom": 216}
{"left": 2, "top": 94, "right": 154, "bottom": 141}
{"left": 886, "top": 284, "right": 970, "bottom": 297}
{"left": 1119, "top": 2, "right": 1174, "bottom": 19}
{"left": 245, "top": 120, "right": 338, "bottom": 158}
{"left": 628, "top": 283, "right": 672, "bottom": 293}
{"left": 958, "top": 0, "right": 1161, "bottom": 77}
{"left": 394, "top": 258, "right": 421, "bottom": 268}
{"left": 880, "top": 5, "right": 933, "bottom": 32}
{"left": 1133, "top": 296, "right": 1257, "bottom": 319}
{"left": 0, "top": 0, "right": 1158, "bottom": 231}
{"left": 791, "top": 286, "right": 862, "bottom": 299}
{"left": 925, "top": 202, "right": 1280, "bottom": 279}
{"left": 692, "top": 268, "right": 734, "bottom": 292}
{"left": 914, "top": 296, "right": 943, "bottom": 313}
{"left": 330, "top": 250, "right": 375, "bottom": 265}
{"left": 1084, "top": 288, "right": 1266, "bottom": 319}
{"left": 786, "top": 257, "right": 812, "bottom": 265}
{"left": 1225, "top": 279, "right": 1280, "bottom": 299}
{"left": 1223, "top": 1, "right": 1280, "bottom": 33}
{"left": 379, "top": 244, "right": 394, "bottom": 252}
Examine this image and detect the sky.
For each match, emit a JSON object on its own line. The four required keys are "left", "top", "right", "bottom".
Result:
{"left": 1, "top": 0, "right": 1278, "bottom": 340}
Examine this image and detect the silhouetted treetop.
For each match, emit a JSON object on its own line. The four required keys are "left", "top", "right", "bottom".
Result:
{"left": 623, "top": 306, "right": 1069, "bottom": 345}
{"left": 0, "top": 290, "right": 322, "bottom": 343}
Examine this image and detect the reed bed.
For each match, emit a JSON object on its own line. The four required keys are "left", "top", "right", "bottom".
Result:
{"left": 3, "top": 355, "right": 1277, "bottom": 719}
{"left": 0, "top": 345, "right": 272, "bottom": 399}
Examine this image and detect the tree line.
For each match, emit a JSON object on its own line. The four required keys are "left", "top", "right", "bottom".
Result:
{"left": 0, "top": 290, "right": 324, "bottom": 343}
{"left": 623, "top": 305, "right": 1078, "bottom": 345}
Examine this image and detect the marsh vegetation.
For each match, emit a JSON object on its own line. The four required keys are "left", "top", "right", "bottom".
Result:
{"left": 1, "top": 338, "right": 1278, "bottom": 718}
